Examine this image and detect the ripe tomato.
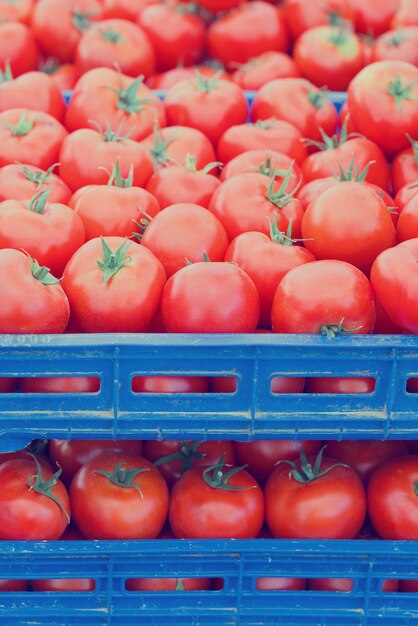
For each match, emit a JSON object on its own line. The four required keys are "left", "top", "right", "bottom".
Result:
{"left": 61, "top": 237, "right": 166, "bottom": 332}
{"left": 0, "top": 70, "right": 65, "bottom": 122}
{"left": 0, "top": 378, "right": 16, "bottom": 393}
{"left": 161, "top": 259, "right": 260, "bottom": 333}
{"left": 348, "top": 0, "right": 399, "bottom": 36}
{"left": 368, "top": 456, "right": 418, "bottom": 539}
{"left": 399, "top": 579, "right": 418, "bottom": 592}
{"left": 141, "top": 203, "right": 229, "bottom": 277}
{"left": 194, "top": 0, "right": 244, "bottom": 14}
{"left": 0, "top": 109, "right": 67, "bottom": 170}
{"left": 20, "top": 377, "right": 100, "bottom": 395}
{"left": 301, "top": 182, "right": 397, "bottom": 274}
{"left": 75, "top": 19, "right": 155, "bottom": 78}
{"left": 143, "top": 439, "right": 235, "bottom": 486}
{"left": 65, "top": 68, "right": 166, "bottom": 142}
{"left": 0, "top": 0, "right": 35, "bottom": 24}
{"left": 306, "top": 377, "right": 375, "bottom": 394}
{"left": 133, "top": 376, "right": 209, "bottom": 395}
{"left": 0, "top": 249, "right": 70, "bottom": 333}
{"left": 392, "top": 137, "right": 418, "bottom": 193}
{"left": 256, "top": 577, "right": 306, "bottom": 591}
{"left": 169, "top": 457, "right": 264, "bottom": 538}
{"left": 233, "top": 440, "right": 321, "bottom": 484}
{"left": 282, "top": 0, "right": 354, "bottom": 41}
{"left": 0, "top": 22, "right": 38, "bottom": 77}
{"left": 293, "top": 26, "right": 365, "bottom": 92}
{"left": 217, "top": 120, "right": 307, "bottom": 166}
{"left": 70, "top": 453, "right": 169, "bottom": 539}
{"left": 309, "top": 578, "right": 398, "bottom": 592}
{"left": 251, "top": 78, "right": 338, "bottom": 144}
{"left": 391, "top": 0, "right": 418, "bottom": 28}
{"left": 139, "top": 125, "right": 216, "bottom": 171}
{"left": 272, "top": 259, "right": 376, "bottom": 336}
{"left": 207, "top": 2, "right": 289, "bottom": 70}
{"left": 0, "top": 455, "right": 70, "bottom": 540}
{"left": 165, "top": 74, "right": 248, "bottom": 146}
{"left": 265, "top": 449, "right": 367, "bottom": 538}
{"left": 372, "top": 27, "right": 418, "bottom": 66}
{"left": 232, "top": 52, "right": 300, "bottom": 91}
{"left": 0, "top": 580, "right": 29, "bottom": 592}
{"left": 147, "top": 66, "right": 231, "bottom": 90}
{"left": 211, "top": 375, "right": 305, "bottom": 394}
{"left": 49, "top": 439, "right": 143, "bottom": 485}
{"left": 0, "top": 164, "right": 71, "bottom": 204}
{"left": 347, "top": 61, "right": 418, "bottom": 156}
{"left": 395, "top": 181, "right": 418, "bottom": 211}
{"left": 397, "top": 194, "right": 418, "bottom": 241}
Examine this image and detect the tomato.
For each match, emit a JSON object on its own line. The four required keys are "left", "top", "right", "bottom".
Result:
{"left": 395, "top": 181, "right": 418, "bottom": 211}
{"left": 293, "top": 26, "right": 365, "bottom": 92}
{"left": 391, "top": 0, "right": 418, "bottom": 28}
{"left": 0, "top": 455, "right": 70, "bottom": 540}
{"left": 194, "top": 0, "right": 244, "bottom": 14}
{"left": 306, "top": 377, "right": 375, "bottom": 394}
{"left": 165, "top": 73, "right": 248, "bottom": 146}
{"left": 347, "top": 61, "right": 418, "bottom": 157}
{"left": 211, "top": 375, "right": 305, "bottom": 394}
{"left": 251, "top": 78, "right": 338, "bottom": 144}
{"left": 32, "top": 0, "right": 103, "bottom": 63}
{"left": 161, "top": 259, "right": 259, "bottom": 333}
{"left": 301, "top": 182, "right": 397, "bottom": 274}
{"left": 282, "top": 0, "right": 354, "bottom": 41}
{"left": 75, "top": 19, "right": 155, "bottom": 78}
{"left": 0, "top": 0, "right": 35, "bottom": 24}
{"left": 372, "top": 27, "right": 418, "bottom": 66}
{"left": 139, "top": 5, "right": 205, "bottom": 72}
{"left": 169, "top": 457, "right": 264, "bottom": 538}
{"left": 265, "top": 448, "right": 367, "bottom": 539}
{"left": 139, "top": 125, "right": 216, "bottom": 171}
{"left": 0, "top": 580, "right": 29, "bottom": 592}
{"left": 145, "top": 158, "right": 220, "bottom": 209}
{"left": 309, "top": 578, "right": 398, "bottom": 592}
{"left": 61, "top": 236, "right": 166, "bottom": 333}
{"left": 143, "top": 439, "right": 235, "bottom": 486}
{"left": 141, "top": 203, "right": 229, "bottom": 277}
{"left": 49, "top": 439, "right": 143, "bottom": 485}
{"left": 0, "top": 109, "right": 67, "bottom": 171}
{"left": 392, "top": 137, "right": 418, "bottom": 193}
{"left": 233, "top": 440, "right": 321, "bottom": 484}
{"left": 0, "top": 164, "right": 71, "bottom": 204}
{"left": 101, "top": 0, "right": 159, "bottom": 20}
{"left": 368, "top": 456, "right": 418, "bottom": 539}
{"left": 20, "top": 377, "right": 100, "bottom": 395}
{"left": 256, "top": 577, "right": 307, "bottom": 591}
{"left": 225, "top": 224, "right": 315, "bottom": 328}
{"left": 127, "top": 577, "right": 211, "bottom": 592}
{"left": 0, "top": 70, "right": 65, "bottom": 122}
{"left": 373, "top": 297, "right": 405, "bottom": 333}
{"left": 0, "top": 22, "right": 38, "bottom": 77}
{"left": 207, "top": 2, "right": 289, "bottom": 70}
{"left": 0, "top": 249, "right": 70, "bottom": 333}
{"left": 0, "top": 378, "right": 16, "bottom": 393}
{"left": 397, "top": 194, "right": 418, "bottom": 241}
{"left": 133, "top": 376, "right": 209, "bottom": 394}
{"left": 272, "top": 259, "right": 376, "bottom": 336}
{"left": 41, "top": 61, "right": 78, "bottom": 92}
{"left": 65, "top": 68, "right": 166, "bottom": 142}
{"left": 147, "top": 66, "right": 231, "bottom": 90}
{"left": 71, "top": 453, "right": 169, "bottom": 539}
{"left": 399, "top": 579, "right": 418, "bottom": 592}
{"left": 348, "top": 0, "right": 399, "bottom": 36}
{"left": 232, "top": 52, "right": 300, "bottom": 91}
{"left": 217, "top": 120, "right": 307, "bottom": 166}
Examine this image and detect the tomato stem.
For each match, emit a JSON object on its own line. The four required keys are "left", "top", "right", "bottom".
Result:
{"left": 107, "top": 158, "right": 134, "bottom": 188}
{"left": 110, "top": 75, "right": 154, "bottom": 114}
{"left": 333, "top": 157, "right": 375, "bottom": 183}
{"left": 275, "top": 446, "right": 348, "bottom": 484}
{"left": 154, "top": 440, "right": 205, "bottom": 473}
{"left": 96, "top": 238, "right": 133, "bottom": 285}
{"left": 148, "top": 125, "right": 177, "bottom": 171}
{"left": 99, "top": 28, "right": 124, "bottom": 44}
{"left": 71, "top": 9, "right": 96, "bottom": 33}
{"left": 93, "top": 463, "right": 149, "bottom": 499}
{"left": 184, "top": 153, "right": 222, "bottom": 174}
{"left": 0, "top": 61, "right": 13, "bottom": 83}
{"left": 1, "top": 112, "right": 35, "bottom": 137}
{"left": 266, "top": 164, "right": 300, "bottom": 208}
{"left": 19, "top": 163, "right": 59, "bottom": 187}
{"left": 320, "top": 318, "right": 363, "bottom": 340}
{"left": 193, "top": 70, "right": 221, "bottom": 93}
{"left": 25, "top": 254, "right": 60, "bottom": 285}
{"left": 28, "top": 189, "right": 50, "bottom": 214}
{"left": 27, "top": 453, "right": 70, "bottom": 522}
{"left": 385, "top": 75, "right": 416, "bottom": 111}
{"left": 202, "top": 455, "right": 254, "bottom": 491}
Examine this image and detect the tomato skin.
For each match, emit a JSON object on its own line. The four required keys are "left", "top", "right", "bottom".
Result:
{"left": 282, "top": 0, "right": 354, "bottom": 41}
{"left": 265, "top": 455, "right": 366, "bottom": 539}
{"left": 101, "top": 0, "right": 159, "bottom": 20}
{"left": 0, "top": 378, "right": 16, "bottom": 393}
{"left": 392, "top": 145, "right": 418, "bottom": 194}
{"left": 309, "top": 578, "right": 398, "bottom": 592}
{"left": 348, "top": 0, "right": 400, "bottom": 36}
{"left": 194, "top": 0, "right": 244, "bottom": 14}
{"left": 70, "top": 453, "right": 169, "bottom": 540}
{"left": 207, "top": 2, "right": 289, "bottom": 70}
{"left": 251, "top": 78, "right": 338, "bottom": 144}
{"left": 0, "top": 249, "right": 70, "bottom": 334}
{"left": 234, "top": 440, "right": 321, "bottom": 484}
{"left": 306, "top": 377, "right": 375, "bottom": 394}
{"left": 20, "top": 377, "right": 100, "bottom": 395}
{"left": 0, "top": 579, "right": 29, "bottom": 592}
{"left": 133, "top": 377, "right": 209, "bottom": 394}
{"left": 0, "top": 72, "right": 65, "bottom": 122}
{"left": 147, "top": 66, "right": 231, "bottom": 90}
{"left": 368, "top": 456, "right": 418, "bottom": 540}
{"left": 399, "top": 579, "right": 418, "bottom": 592}
{"left": 395, "top": 182, "right": 418, "bottom": 211}
{"left": 49, "top": 440, "right": 143, "bottom": 486}
{"left": 272, "top": 259, "right": 376, "bottom": 335}
{"left": 232, "top": 52, "right": 301, "bottom": 91}
{"left": 397, "top": 195, "right": 418, "bottom": 241}
{"left": 0, "top": 458, "right": 70, "bottom": 540}
{"left": 169, "top": 465, "right": 264, "bottom": 539}
{"left": 0, "top": 22, "right": 38, "bottom": 77}
{"left": 0, "top": 164, "right": 71, "bottom": 205}
{"left": 161, "top": 261, "right": 260, "bottom": 333}
{"left": 127, "top": 577, "right": 212, "bottom": 591}
{"left": 391, "top": 0, "right": 418, "bottom": 28}
{"left": 141, "top": 203, "right": 229, "bottom": 278}
{"left": 165, "top": 77, "right": 248, "bottom": 147}
{"left": 210, "top": 375, "right": 305, "bottom": 394}
{"left": 0, "top": 0, "right": 35, "bottom": 25}
{"left": 145, "top": 166, "right": 220, "bottom": 210}
{"left": 46, "top": 64, "right": 78, "bottom": 92}
{"left": 347, "top": 61, "right": 418, "bottom": 157}
{"left": 372, "top": 27, "right": 418, "bottom": 66}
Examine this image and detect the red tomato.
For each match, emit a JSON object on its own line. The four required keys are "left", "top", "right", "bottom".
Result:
{"left": 251, "top": 78, "right": 338, "bottom": 144}
{"left": 391, "top": 0, "right": 418, "bottom": 28}
{"left": 169, "top": 458, "right": 264, "bottom": 538}
{"left": 211, "top": 376, "right": 305, "bottom": 394}
{"left": 0, "top": 71, "right": 65, "bottom": 122}
{"left": 397, "top": 194, "right": 418, "bottom": 241}
{"left": 70, "top": 453, "right": 169, "bottom": 539}
{"left": 65, "top": 68, "right": 166, "bottom": 142}
{"left": 368, "top": 456, "right": 418, "bottom": 539}
{"left": 217, "top": 120, "right": 307, "bottom": 166}
{"left": 139, "top": 125, "right": 216, "bottom": 171}
{"left": 0, "top": 249, "right": 69, "bottom": 333}
{"left": 147, "top": 66, "right": 231, "bottom": 90}
{"left": 133, "top": 377, "right": 209, "bottom": 394}
{"left": 0, "top": 22, "right": 38, "bottom": 77}
{"left": 194, "top": 0, "right": 245, "bottom": 14}
{"left": 126, "top": 577, "right": 211, "bottom": 591}
{"left": 165, "top": 74, "right": 248, "bottom": 146}
{"left": 49, "top": 439, "right": 143, "bottom": 486}
{"left": 75, "top": 19, "right": 155, "bottom": 78}
{"left": 101, "top": 0, "right": 159, "bottom": 20}
{"left": 348, "top": 0, "right": 399, "bottom": 36}
{"left": 399, "top": 579, "right": 418, "bottom": 592}
{"left": 233, "top": 440, "right": 321, "bottom": 484}
{"left": 32, "top": 0, "right": 103, "bottom": 63}
{"left": 373, "top": 297, "right": 405, "bottom": 333}
{"left": 0, "top": 378, "right": 16, "bottom": 393}
{"left": 232, "top": 52, "right": 301, "bottom": 90}
{"left": 301, "top": 182, "right": 397, "bottom": 274}
{"left": 0, "top": 0, "right": 35, "bottom": 24}
{"left": 347, "top": 61, "right": 418, "bottom": 156}
{"left": 207, "top": 2, "right": 289, "bottom": 70}
{"left": 20, "top": 377, "right": 100, "bottom": 395}
{"left": 256, "top": 577, "right": 307, "bottom": 591}
{"left": 306, "top": 377, "right": 375, "bottom": 394}
{"left": 0, "top": 164, "right": 71, "bottom": 204}
{"left": 392, "top": 137, "right": 418, "bottom": 193}
{"left": 395, "top": 181, "right": 418, "bottom": 211}
{"left": 0, "top": 580, "right": 29, "bottom": 592}
{"left": 61, "top": 236, "right": 166, "bottom": 333}
{"left": 309, "top": 578, "right": 398, "bottom": 592}
{"left": 0, "top": 109, "right": 67, "bottom": 170}
{"left": 143, "top": 439, "right": 235, "bottom": 486}
{"left": 161, "top": 260, "right": 260, "bottom": 333}
{"left": 265, "top": 449, "right": 367, "bottom": 538}
{"left": 139, "top": 5, "right": 205, "bottom": 72}
{"left": 282, "top": 0, "right": 354, "bottom": 41}
{"left": 0, "top": 456, "right": 70, "bottom": 540}
{"left": 272, "top": 259, "right": 376, "bottom": 336}
{"left": 372, "top": 27, "right": 418, "bottom": 66}
{"left": 141, "top": 203, "right": 229, "bottom": 277}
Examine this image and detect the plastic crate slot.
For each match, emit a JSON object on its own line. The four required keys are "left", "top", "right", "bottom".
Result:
{"left": 125, "top": 577, "right": 219, "bottom": 592}
{"left": 255, "top": 577, "right": 306, "bottom": 591}
{"left": 18, "top": 376, "right": 101, "bottom": 394}
{"left": 303, "top": 377, "right": 376, "bottom": 395}
{"left": 406, "top": 378, "right": 418, "bottom": 393}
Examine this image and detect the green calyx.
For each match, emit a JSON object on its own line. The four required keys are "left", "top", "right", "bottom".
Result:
{"left": 276, "top": 446, "right": 347, "bottom": 484}
{"left": 71, "top": 9, "right": 95, "bottom": 33}
{"left": 304, "top": 117, "right": 351, "bottom": 151}
{"left": 320, "top": 317, "right": 363, "bottom": 340}
{"left": 154, "top": 440, "right": 205, "bottom": 474}
{"left": 89, "top": 120, "right": 133, "bottom": 143}
{"left": 96, "top": 238, "right": 132, "bottom": 285}
{"left": 385, "top": 75, "right": 416, "bottom": 111}
{"left": 328, "top": 26, "right": 350, "bottom": 47}
{"left": 109, "top": 75, "right": 153, "bottom": 114}
{"left": 0, "top": 61, "right": 13, "bottom": 83}
{"left": 327, "top": 8, "right": 346, "bottom": 27}
{"left": 306, "top": 87, "right": 327, "bottom": 110}
{"left": 184, "top": 153, "right": 221, "bottom": 174}
{"left": 184, "top": 251, "right": 211, "bottom": 266}
{"left": 20, "top": 163, "right": 59, "bottom": 187}
{"left": 1, "top": 112, "right": 35, "bottom": 137}
{"left": 202, "top": 455, "right": 253, "bottom": 491}
{"left": 269, "top": 218, "right": 298, "bottom": 247}
{"left": 333, "top": 157, "right": 374, "bottom": 183}
{"left": 27, "top": 453, "right": 70, "bottom": 521}
{"left": 249, "top": 152, "right": 289, "bottom": 179}
{"left": 28, "top": 189, "right": 51, "bottom": 214}
{"left": 176, "top": 579, "right": 185, "bottom": 591}
{"left": 148, "top": 125, "right": 177, "bottom": 170}
{"left": 99, "top": 28, "right": 124, "bottom": 44}
{"left": 387, "top": 31, "right": 405, "bottom": 47}
{"left": 255, "top": 119, "right": 277, "bottom": 131}
{"left": 266, "top": 165, "right": 300, "bottom": 208}
{"left": 193, "top": 70, "right": 221, "bottom": 93}
{"left": 132, "top": 211, "right": 154, "bottom": 242}
{"left": 27, "top": 255, "right": 60, "bottom": 285}
{"left": 107, "top": 158, "right": 134, "bottom": 188}
{"left": 93, "top": 463, "right": 149, "bottom": 499}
